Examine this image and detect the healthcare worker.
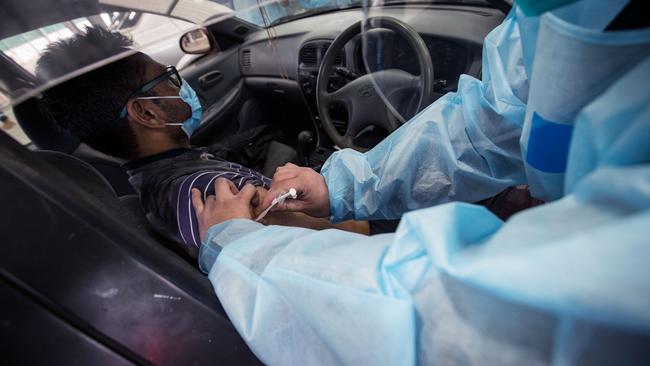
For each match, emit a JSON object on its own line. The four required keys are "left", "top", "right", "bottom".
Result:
{"left": 193, "top": 0, "right": 650, "bottom": 364}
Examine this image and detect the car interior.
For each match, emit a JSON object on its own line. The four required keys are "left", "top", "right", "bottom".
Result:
{"left": 1, "top": 0, "right": 509, "bottom": 363}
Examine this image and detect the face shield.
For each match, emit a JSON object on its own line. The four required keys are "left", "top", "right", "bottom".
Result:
{"left": 0, "top": 0, "right": 372, "bottom": 145}
{"left": 0, "top": 1, "right": 241, "bottom": 111}
{"left": 359, "top": 1, "right": 435, "bottom": 122}
{"left": 309, "top": 1, "right": 436, "bottom": 150}
{"left": 312, "top": 0, "right": 493, "bottom": 152}
{"left": 0, "top": 0, "right": 304, "bottom": 146}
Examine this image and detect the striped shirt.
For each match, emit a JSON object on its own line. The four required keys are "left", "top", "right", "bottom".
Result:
{"left": 125, "top": 148, "right": 270, "bottom": 253}
{"left": 173, "top": 165, "right": 271, "bottom": 248}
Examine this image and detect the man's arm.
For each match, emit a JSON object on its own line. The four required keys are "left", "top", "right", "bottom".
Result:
{"left": 168, "top": 164, "right": 271, "bottom": 255}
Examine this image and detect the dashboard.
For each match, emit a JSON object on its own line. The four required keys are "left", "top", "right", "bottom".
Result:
{"left": 353, "top": 30, "right": 472, "bottom": 92}
{"left": 237, "top": 5, "right": 504, "bottom": 101}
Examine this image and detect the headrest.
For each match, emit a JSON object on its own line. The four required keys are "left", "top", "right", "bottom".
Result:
{"left": 13, "top": 97, "right": 80, "bottom": 153}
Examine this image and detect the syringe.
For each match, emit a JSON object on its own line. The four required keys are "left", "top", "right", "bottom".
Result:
{"left": 255, "top": 188, "right": 297, "bottom": 222}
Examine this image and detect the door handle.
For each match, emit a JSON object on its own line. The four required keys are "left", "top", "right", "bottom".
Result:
{"left": 198, "top": 71, "right": 222, "bottom": 89}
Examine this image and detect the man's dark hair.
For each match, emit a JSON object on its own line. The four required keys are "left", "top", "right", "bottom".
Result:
{"left": 37, "top": 27, "right": 148, "bottom": 160}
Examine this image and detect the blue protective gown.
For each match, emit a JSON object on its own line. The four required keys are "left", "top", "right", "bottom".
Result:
{"left": 199, "top": 4, "right": 650, "bottom": 365}
{"left": 323, "top": 8, "right": 531, "bottom": 221}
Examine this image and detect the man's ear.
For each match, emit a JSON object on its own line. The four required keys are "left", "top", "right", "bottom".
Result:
{"left": 126, "top": 99, "right": 166, "bottom": 129}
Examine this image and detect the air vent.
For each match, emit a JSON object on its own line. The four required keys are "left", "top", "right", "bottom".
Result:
{"left": 241, "top": 49, "right": 251, "bottom": 72}
{"left": 299, "top": 45, "right": 317, "bottom": 65}
{"left": 322, "top": 43, "right": 343, "bottom": 65}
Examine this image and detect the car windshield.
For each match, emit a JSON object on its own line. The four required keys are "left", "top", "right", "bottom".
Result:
{"left": 225, "top": 0, "right": 490, "bottom": 27}
{"left": 0, "top": 0, "right": 493, "bottom": 144}
{"left": 0, "top": 0, "right": 492, "bottom": 110}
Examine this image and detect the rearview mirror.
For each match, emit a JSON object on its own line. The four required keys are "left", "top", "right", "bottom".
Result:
{"left": 180, "top": 28, "right": 212, "bottom": 54}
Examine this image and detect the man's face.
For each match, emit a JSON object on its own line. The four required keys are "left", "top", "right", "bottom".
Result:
{"left": 140, "top": 58, "right": 191, "bottom": 135}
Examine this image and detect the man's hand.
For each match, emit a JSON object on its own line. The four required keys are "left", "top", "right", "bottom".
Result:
{"left": 262, "top": 163, "right": 330, "bottom": 218}
{"left": 191, "top": 178, "right": 257, "bottom": 242}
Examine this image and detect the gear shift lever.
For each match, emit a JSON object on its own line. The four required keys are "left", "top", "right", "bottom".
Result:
{"left": 297, "top": 130, "right": 316, "bottom": 166}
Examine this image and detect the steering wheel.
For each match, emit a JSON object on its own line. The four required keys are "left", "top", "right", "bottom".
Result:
{"left": 316, "top": 16, "right": 433, "bottom": 151}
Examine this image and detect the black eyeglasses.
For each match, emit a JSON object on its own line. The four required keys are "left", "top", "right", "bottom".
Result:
{"left": 119, "top": 65, "right": 182, "bottom": 119}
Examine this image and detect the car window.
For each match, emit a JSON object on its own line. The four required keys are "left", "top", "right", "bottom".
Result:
{"left": 0, "top": 11, "right": 199, "bottom": 111}
{"left": 0, "top": 10, "right": 200, "bottom": 147}
{"left": 1, "top": 110, "right": 30, "bottom": 145}
{"left": 0, "top": 22, "right": 80, "bottom": 75}
{"left": 0, "top": 13, "right": 193, "bottom": 78}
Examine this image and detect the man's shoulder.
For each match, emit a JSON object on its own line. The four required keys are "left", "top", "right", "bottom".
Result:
{"left": 123, "top": 148, "right": 198, "bottom": 172}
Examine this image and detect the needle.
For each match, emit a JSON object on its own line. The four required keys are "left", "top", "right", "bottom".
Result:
{"left": 255, "top": 188, "right": 297, "bottom": 222}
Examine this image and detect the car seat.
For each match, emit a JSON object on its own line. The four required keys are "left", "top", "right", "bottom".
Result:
{"left": 35, "top": 149, "right": 196, "bottom": 263}
{"left": 14, "top": 97, "right": 136, "bottom": 196}
{"left": 0, "top": 131, "right": 260, "bottom": 364}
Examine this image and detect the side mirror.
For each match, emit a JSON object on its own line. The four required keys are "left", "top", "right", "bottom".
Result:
{"left": 180, "top": 28, "right": 212, "bottom": 54}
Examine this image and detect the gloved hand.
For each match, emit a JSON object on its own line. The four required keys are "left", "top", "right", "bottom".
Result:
{"left": 262, "top": 163, "right": 331, "bottom": 218}
{"left": 191, "top": 178, "right": 257, "bottom": 242}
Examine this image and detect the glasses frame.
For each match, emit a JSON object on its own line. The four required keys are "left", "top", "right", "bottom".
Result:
{"left": 119, "top": 65, "right": 182, "bottom": 119}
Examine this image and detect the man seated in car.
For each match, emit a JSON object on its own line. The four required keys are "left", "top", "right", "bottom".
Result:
{"left": 36, "top": 28, "right": 366, "bottom": 258}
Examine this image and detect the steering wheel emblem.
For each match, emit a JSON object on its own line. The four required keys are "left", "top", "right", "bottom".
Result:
{"left": 358, "top": 84, "right": 375, "bottom": 98}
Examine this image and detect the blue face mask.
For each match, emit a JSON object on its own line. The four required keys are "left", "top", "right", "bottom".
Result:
{"left": 135, "top": 79, "right": 203, "bottom": 137}
{"left": 173, "top": 81, "right": 203, "bottom": 137}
